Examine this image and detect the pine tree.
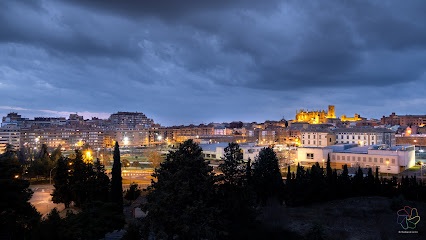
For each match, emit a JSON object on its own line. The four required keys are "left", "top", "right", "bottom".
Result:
{"left": 110, "top": 142, "right": 123, "bottom": 209}
{"left": 142, "top": 140, "right": 218, "bottom": 239}
{"left": 219, "top": 142, "right": 245, "bottom": 185}
{"left": 0, "top": 144, "right": 40, "bottom": 238}
{"left": 52, "top": 157, "right": 72, "bottom": 208}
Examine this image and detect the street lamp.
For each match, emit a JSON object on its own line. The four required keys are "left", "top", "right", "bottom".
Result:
{"left": 421, "top": 162, "right": 423, "bottom": 180}
{"left": 50, "top": 167, "right": 56, "bottom": 186}
{"left": 386, "top": 160, "right": 389, "bottom": 177}
{"left": 322, "top": 159, "right": 325, "bottom": 169}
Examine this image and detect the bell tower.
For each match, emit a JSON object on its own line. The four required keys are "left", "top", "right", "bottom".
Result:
{"left": 328, "top": 105, "right": 336, "bottom": 118}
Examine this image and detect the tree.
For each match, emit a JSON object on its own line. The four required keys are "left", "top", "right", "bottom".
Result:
{"left": 217, "top": 143, "right": 256, "bottom": 238}
{"left": 131, "top": 161, "right": 141, "bottom": 168}
{"left": 142, "top": 140, "right": 218, "bottom": 239}
{"left": 0, "top": 144, "right": 40, "bottom": 239}
{"left": 147, "top": 150, "right": 162, "bottom": 169}
{"left": 219, "top": 142, "right": 245, "bottom": 185}
{"left": 122, "top": 159, "right": 130, "bottom": 168}
{"left": 110, "top": 142, "right": 123, "bottom": 209}
{"left": 29, "top": 144, "right": 55, "bottom": 178}
{"left": 51, "top": 157, "right": 72, "bottom": 208}
{"left": 124, "top": 183, "right": 141, "bottom": 201}
{"left": 253, "top": 147, "right": 284, "bottom": 205}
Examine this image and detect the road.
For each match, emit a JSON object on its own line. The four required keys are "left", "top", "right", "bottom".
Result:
{"left": 29, "top": 184, "right": 64, "bottom": 216}
{"left": 29, "top": 169, "right": 154, "bottom": 215}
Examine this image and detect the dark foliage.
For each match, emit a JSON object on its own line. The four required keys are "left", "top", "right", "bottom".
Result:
{"left": 142, "top": 140, "right": 218, "bottom": 239}
{"left": 0, "top": 144, "right": 41, "bottom": 239}
{"left": 124, "top": 183, "right": 142, "bottom": 201}
{"left": 253, "top": 147, "right": 285, "bottom": 205}
{"left": 110, "top": 142, "right": 123, "bottom": 209}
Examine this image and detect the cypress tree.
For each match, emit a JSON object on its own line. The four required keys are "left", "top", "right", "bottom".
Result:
{"left": 253, "top": 147, "right": 284, "bottom": 205}
{"left": 326, "top": 154, "right": 332, "bottom": 182}
{"left": 287, "top": 165, "right": 291, "bottom": 181}
{"left": 111, "top": 142, "right": 123, "bottom": 209}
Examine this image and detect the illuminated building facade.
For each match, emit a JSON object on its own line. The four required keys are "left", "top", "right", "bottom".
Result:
{"left": 301, "top": 129, "right": 336, "bottom": 147}
{"left": 295, "top": 105, "right": 336, "bottom": 124}
{"left": 0, "top": 126, "right": 20, "bottom": 153}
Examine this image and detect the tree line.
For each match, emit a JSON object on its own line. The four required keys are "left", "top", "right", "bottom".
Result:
{"left": 132, "top": 140, "right": 426, "bottom": 239}
{"left": 0, "top": 143, "right": 125, "bottom": 240}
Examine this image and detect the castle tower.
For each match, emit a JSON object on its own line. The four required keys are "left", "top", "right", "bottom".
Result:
{"left": 328, "top": 105, "right": 336, "bottom": 118}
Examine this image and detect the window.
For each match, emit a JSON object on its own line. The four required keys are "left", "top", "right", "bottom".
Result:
{"left": 363, "top": 157, "right": 366, "bottom": 162}
{"left": 374, "top": 158, "right": 377, "bottom": 163}
{"left": 313, "top": 135, "right": 316, "bottom": 139}
{"left": 364, "top": 136, "right": 366, "bottom": 140}
{"left": 353, "top": 136, "right": 355, "bottom": 139}
{"left": 307, "top": 153, "right": 314, "bottom": 159}
{"left": 302, "top": 140, "right": 305, "bottom": 144}
{"left": 347, "top": 136, "right": 349, "bottom": 139}
{"left": 352, "top": 157, "right": 356, "bottom": 161}
{"left": 342, "top": 156, "right": 346, "bottom": 160}
{"left": 212, "top": 154, "right": 216, "bottom": 158}
{"left": 358, "top": 157, "right": 361, "bottom": 161}
{"left": 358, "top": 136, "right": 360, "bottom": 140}
{"left": 337, "top": 155, "right": 340, "bottom": 160}
{"left": 329, "top": 138, "right": 332, "bottom": 142}
{"left": 372, "top": 136, "right": 374, "bottom": 140}
{"left": 308, "top": 140, "right": 310, "bottom": 144}
{"left": 392, "top": 159, "right": 395, "bottom": 164}
{"left": 380, "top": 158, "right": 383, "bottom": 163}
{"left": 332, "top": 155, "right": 335, "bottom": 160}
{"left": 313, "top": 140, "right": 316, "bottom": 145}
{"left": 319, "top": 141, "right": 322, "bottom": 145}
{"left": 369, "top": 157, "right": 372, "bottom": 162}
{"left": 319, "top": 135, "right": 321, "bottom": 139}
{"left": 308, "top": 135, "right": 310, "bottom": 139}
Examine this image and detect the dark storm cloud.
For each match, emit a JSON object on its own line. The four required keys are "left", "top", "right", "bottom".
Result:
{"left": 1, "top": 0, "right": 426, "bottom": 125}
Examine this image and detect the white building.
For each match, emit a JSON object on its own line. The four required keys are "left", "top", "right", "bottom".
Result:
{"left": 0, "top": 125, "right": 20, "bottom": 153}
{"left": 301, "top": 129, "right": 336, "bottom": 147}
{"left": 199, "top": 142, "right": 264, "bottom": 161}
{"left": 297, "top": 144, "right": 415, "bottom": 174}
{"left": 333, "top": 128, "right": 396, "bottom": 147}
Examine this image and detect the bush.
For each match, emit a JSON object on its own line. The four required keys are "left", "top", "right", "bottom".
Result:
{"left": 124, "top": 183, "right": 141, "bottom": 201}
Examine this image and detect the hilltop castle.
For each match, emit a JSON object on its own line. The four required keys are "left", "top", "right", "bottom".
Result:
{"left": 295, "top": 105, "right": 336, "bottom": 124}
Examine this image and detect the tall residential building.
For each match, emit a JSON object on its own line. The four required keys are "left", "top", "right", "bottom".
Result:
{"left": 0, "top": 125, "right": 20, "bottom": 152}
{"left": 109, "top": 112, "right": 154, "bottom": 128}
{"left": 20, "top": 127, "right": 105, "bottom": 150}
{"left": 1, "top": 112, "right": 28, "bottom": 127}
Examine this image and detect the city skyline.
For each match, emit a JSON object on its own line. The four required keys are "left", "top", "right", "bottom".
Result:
{"left": 1, "top": 1, "right": 426, "bottom": 125}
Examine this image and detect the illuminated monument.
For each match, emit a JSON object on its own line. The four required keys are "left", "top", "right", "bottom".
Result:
{"left": 295, "top": 105, "right": 364, "bottom": 124}
{"left": 295, "top": 105, "right": 336, "bottom": 124}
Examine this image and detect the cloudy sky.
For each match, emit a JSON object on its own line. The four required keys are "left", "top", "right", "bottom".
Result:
{"left": 1, "top": 0, "right": 425, "bottom": 126}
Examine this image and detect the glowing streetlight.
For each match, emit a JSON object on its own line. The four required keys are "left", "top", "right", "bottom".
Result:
{"left": 86, "top": 151, "right": 91, "bottom": 158}
{"left": 322, "top": 159, "right": 325, "bottom": 169}
{"left": 14, "top": 175, "right": 19, "bottom": 179}
{"left": 123, "top": 137, "right": 129, "bottom": 145}
{"left": 386, "top": 160, "right": 390, "bottom": 177}
{"left": 157, "top": 135, "right": 162, "bottom": 141}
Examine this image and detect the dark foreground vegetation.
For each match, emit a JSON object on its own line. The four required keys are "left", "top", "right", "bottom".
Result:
{"left": 1, "top": 140, "right": 425, "bottom": 239}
